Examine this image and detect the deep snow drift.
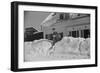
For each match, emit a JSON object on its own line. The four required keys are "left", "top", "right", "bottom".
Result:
{"left": 24, "top": 37, "right": 90, "bottom": 62}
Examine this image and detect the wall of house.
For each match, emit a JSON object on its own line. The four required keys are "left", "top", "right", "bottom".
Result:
{"left": 64, "top": 24, "right": 90, "bottom": 37}
{"left": 42, "top": 16, "right": 90, "bottom": 38}
{"left": 53, "top": 16, "right": 90, "bottom": 27}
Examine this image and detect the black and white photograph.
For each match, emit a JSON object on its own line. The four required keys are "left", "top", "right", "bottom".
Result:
{"left": 11, "top": 1, "right": 97, "bottom": 71}
{"left": 24, "top": 11, "right": 91, "bottom": 62}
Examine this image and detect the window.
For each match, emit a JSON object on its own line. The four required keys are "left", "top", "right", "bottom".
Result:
{"left": 65, "top": 13, "right": 70, "bottom": 20}
{"left": 84, "top": 29, "right": 90, "bottom": 38}
{"left": 72, "top": 31, "right": 77, "bottom": 37}
{"left": 59, "top": 14, "right": 64, "bottom": 19}
{"left": 59, "top": 13, "right": 70, "bottom": 20}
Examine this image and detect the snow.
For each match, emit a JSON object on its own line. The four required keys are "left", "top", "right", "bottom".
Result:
{"left": 24, "top": 37, "right": 90, "bottom": 62}
{"left": 31, "top": 39, "right": 52, "bottom": 56}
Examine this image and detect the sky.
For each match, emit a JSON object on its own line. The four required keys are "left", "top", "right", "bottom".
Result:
{"left": 24, "top": 11, "right": 50, "bottom": 31}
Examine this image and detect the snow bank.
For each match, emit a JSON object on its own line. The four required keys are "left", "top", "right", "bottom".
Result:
{"left": 52, "top": 37, "right": 90, "bottom": 56}
{"left": 79, "top": 38, "right": 90, "bottom": 56}
{"left": 24, "top": 37, "right": 90, "bottom": 61}
{"left": 31, "top": 39, "right": 52, "bottom": 56}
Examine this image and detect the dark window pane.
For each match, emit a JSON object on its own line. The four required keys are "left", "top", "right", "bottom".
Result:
{"left": 60, "top": 14, "right": 64, "bottom": 19}
{"left": 72, "top": 31, "right": 76, "bottom": 37}
{"left": 84, "top": 29, "right": 90, "bottom": 38}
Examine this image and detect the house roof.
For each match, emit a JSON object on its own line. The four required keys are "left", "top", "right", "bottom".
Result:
{"left": 40, "top": 12, "right": 90, "bottom": 27}
{"left": 40, "top": 12, "right": 58, "bottom": 27}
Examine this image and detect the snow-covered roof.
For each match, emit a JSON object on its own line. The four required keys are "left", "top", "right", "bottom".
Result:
{"left": 40, "top": 12, "right": 58, "bottom": 27}
{"left": 40, "top": 12, "right": 90, "bottom": 27}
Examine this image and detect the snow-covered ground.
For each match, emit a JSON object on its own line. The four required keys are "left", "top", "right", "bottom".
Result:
{"left": 24, "top": 37, "right": 90, "bottom": 62}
